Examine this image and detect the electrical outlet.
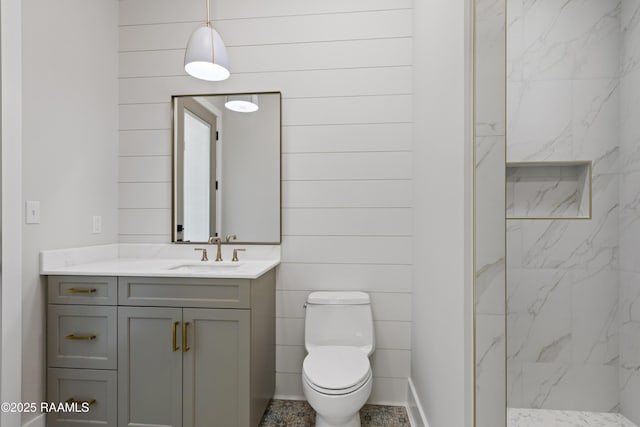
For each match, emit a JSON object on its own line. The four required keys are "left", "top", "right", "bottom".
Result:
{"left": 92, "top": 215, "right": 102, "bottom": 234}
{"left": 26, "top": 201, "right": 41, "bottom": 224}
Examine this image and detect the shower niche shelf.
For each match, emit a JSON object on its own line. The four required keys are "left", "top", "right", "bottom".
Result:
{"left": 506, "top": 161, "right": 592, "bottom": 220}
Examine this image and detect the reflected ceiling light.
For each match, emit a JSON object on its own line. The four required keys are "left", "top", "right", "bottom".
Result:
{"left": 225, "top": 95, "right": 259, "bottom": 113}
{"left": 184, "top": 0, "right": 229, "bottom": 81}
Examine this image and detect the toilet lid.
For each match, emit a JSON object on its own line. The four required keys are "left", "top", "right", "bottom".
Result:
{"left": 303, "top": 347, "right": 370, "bottom": 391}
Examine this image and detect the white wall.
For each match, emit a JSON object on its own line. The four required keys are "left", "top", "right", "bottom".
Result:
{"left": 21, "top": 0, "right": 119, "bottom": 422}
{"left": 412, "top": 0, "right": 473, "bottom": 425}
{"left": 118, "top": 0, "right": 413, "bottom": 403}
{"left": 221, "top": 94, "right": 280, "bottom": 242}
{"left": 1, "top": 0, "right": 23, "bottom": 425}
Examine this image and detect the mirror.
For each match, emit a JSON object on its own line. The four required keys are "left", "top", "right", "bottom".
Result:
{"left": 172, "top": 92, "right": 281, "bottom": 244}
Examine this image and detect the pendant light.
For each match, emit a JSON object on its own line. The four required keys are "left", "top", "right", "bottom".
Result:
{"left": 225, "top": 95, "right": 259, "bottom": 113}
{"left": 184, "top": 0, "right": 230, "bottom": 81}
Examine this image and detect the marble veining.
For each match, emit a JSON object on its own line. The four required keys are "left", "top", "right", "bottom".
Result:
{"left": 507, "top": 269, "right": 572, "bottom": 363}
{"left": 621, "top": 0, "right": 640, "bottom": 76}
{"left": 572, "top": 269, "right": 619, "bottom": 365}
{"left": 508, "top": 408, "right": 638, "bottom": 427}
{"left": 620, "top": 368, "right": 640, "bottom": 423}
{"left": 475, "top": 3, "right": 507, "bottom": 425}
{"left": 621, "top": 14, "right": 640, "bottom": 421}
{"left": 520, "top": 0, "right": 620, "bottom": 81}
{"left": 520, "top": 181, "right": 619, "bottom": 270}
{"left": 476, "top": 257, "right": 506, "bottom": 315}
{"left": 476, "top": 314, "right": 507, "bottom": 427}
{"left": 619, "top": 69, "right": 640, "bottom": 173}
{"left": 506, "top": 0, "right": 640, "bottom": 420}
{"left": 507, "top": 163, "right": 590, "bottom": 219}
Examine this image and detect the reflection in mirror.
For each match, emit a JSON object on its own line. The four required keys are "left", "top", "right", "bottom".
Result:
{"left": 173, "top": 92, "right": 281, "bottom": 244}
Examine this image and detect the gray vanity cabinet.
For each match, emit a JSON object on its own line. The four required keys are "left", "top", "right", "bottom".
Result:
{"left": 47, "top": 269, "right": 275, "bottom": 427}
{"left": 117, "top": 271, "right": 275, "bottom": 427}
{"left": 47, "top": 276, "right": 119, "bottom": 427}
{"left": 118, "top": 307, "right": 250, "bottom": 427}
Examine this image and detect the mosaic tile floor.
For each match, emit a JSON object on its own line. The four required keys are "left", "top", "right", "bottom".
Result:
{"left": 260, "top": 399, "right": 410, "bottom": 427}
{"left": 508, "top": 408, "right": 638, "bottom": 427}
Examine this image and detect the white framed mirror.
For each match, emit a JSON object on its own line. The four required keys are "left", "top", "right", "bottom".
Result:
{"left": 172, "top": 92, "right": 281, "bottom": 244}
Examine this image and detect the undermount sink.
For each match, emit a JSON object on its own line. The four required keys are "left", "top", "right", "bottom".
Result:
{"left": 169, "top": 261, "right": 243, "bottom": 272}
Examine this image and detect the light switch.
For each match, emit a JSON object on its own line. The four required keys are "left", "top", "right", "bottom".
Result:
{"left": 26, "top": 201, "right": 41, "bottom": 224}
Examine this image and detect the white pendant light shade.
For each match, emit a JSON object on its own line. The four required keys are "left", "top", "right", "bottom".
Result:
{"left": 225, "top": 95, "right": 259, "bottom": 113}
{"left": 184, "top": 25, "right": 230, "bottom": 81}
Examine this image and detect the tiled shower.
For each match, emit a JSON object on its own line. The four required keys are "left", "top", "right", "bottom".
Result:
{"left": 505, "top": 0, "right": 640, "bottom": 424}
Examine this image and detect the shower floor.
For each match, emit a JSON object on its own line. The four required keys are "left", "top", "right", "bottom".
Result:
{"left": 508, "top": 408, "right": 638, "bottom": 427}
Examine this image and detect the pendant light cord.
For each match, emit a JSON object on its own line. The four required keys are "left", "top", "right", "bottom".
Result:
{"left": 205, "top": 0, "right": 211, "bottom": 26}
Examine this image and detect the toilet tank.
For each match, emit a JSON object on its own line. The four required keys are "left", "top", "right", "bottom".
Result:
{"left": 304, "top": 291, "right": 375, "bottom": 355}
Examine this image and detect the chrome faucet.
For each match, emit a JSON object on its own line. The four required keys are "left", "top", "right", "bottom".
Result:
{"left": 208, "top": 236, "right": 223, "bottom": 261}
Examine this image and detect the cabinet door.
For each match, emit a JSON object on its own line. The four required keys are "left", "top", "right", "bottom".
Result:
{"left": 118, "top": 307, "right": 183, "bottom": 427}
{"left": 182, "top": 308, "right": 250, "bottom": 427}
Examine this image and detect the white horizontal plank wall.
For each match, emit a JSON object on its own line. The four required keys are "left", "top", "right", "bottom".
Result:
{"left": 118, "top": 0, "right": 413, "bottom": 403}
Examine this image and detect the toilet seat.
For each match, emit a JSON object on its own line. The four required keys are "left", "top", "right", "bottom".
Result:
{"left": 303, "top": 346, "right": 371, "bottom": 395}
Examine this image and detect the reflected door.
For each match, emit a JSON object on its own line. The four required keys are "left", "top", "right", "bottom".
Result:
{"left": 175, "top": 99, "right": 217, "bottom": 242}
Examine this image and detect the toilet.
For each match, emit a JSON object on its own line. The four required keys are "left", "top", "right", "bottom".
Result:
{"left": 302, "top": 291, "right": 375, "bottom": 427}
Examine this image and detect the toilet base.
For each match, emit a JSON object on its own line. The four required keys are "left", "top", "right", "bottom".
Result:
{"left": 302, "top": 361, "right": 372, "bottom": 427}
{"left": 315, "top": 412, "right": 360, "bottom": 427}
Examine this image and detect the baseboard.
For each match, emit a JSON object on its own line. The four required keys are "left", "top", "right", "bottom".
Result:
{"left": 22, "top": 413, "right": 45, "bottom": 427}
{"left": 407, "top": 378, "right": 430, "bottom": 427}
{"left": 273, "top": 393, "right": 306, "bottom": 401}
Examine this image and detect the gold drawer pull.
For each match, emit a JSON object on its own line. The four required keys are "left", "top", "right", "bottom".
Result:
{"left": 64, "top": 334, "right": 97, "bottom": 341}
{"left": 183, "top": 322, "right": 190, "bottom": 352}
{"left": 64, "top": 288, "right": 97, "bottom": 294}
{"left": 172, "top": 321, "right": 180, "bottom": 352}
{"left": 65, "top": 398, "right": 96, "bottom": 406}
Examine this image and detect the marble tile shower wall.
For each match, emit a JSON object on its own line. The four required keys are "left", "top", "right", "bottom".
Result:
{"left": 117, "top": 0, "right": 413, "bottom": 403}
{"left": 620, "top": 1, "right": 640, "bottom": 424}
{"left": 507, "top": 0, "right": 622, "bottom": 412}
{"left": 475, "top": 0, "right": 506, "bottom": 425}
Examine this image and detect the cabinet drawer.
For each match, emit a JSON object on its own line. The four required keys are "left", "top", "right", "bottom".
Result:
{"left": 48, "top": 305, "right": 117, "bottom": 369}
{"left": 48, "top": 276, "right": 117, "bottom": 305}
{"left": 118, "top": 276, "right": 250, "bottom": 309}
{"left": 47, "top": 368, "right": 117, "bottom": 427}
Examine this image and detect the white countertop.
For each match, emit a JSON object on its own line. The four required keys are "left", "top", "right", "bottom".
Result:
{"left": 40, "top": 244, "right": 280, "bottom": 279}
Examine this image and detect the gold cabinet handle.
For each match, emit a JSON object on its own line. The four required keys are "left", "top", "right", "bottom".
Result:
{"left": 65, "top": 398, "right": 96, "bottom": 406}
{"left": 183, "top": 322, "right": 190, "bottom": 352}
{"left": 172, "top": 321, "right": 180, "bottom": 352}
{"left": 65, "top": 334, "right": 97, "bottom": 341}
{"left": 64, "top": 288, "right": 97, "bottom": 294}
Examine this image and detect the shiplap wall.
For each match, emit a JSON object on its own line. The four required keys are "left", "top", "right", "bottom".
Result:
{"left": 118, "top": 0, "right": 412, "bottom": 403}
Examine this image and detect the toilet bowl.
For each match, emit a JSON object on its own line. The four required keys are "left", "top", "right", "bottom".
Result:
{"left": 302, "top": 292, "right": 375, "bottom": 427}
{"left": 302, "top": 346, "right": 372, "bottom": 427}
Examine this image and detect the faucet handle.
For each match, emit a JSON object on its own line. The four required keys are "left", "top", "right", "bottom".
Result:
{"left": 232, "top": 248, "right": 245, "bottom": 262}
{"left": 225, "top": 234, "right": 237, "bottom": 243}
{"left": 194, "top": 248, "right": 208, "bottom": 262}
